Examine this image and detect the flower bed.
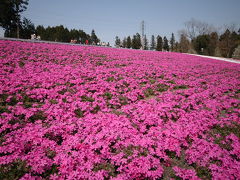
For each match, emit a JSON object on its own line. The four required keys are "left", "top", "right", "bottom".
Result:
{"left": 0, "top": 40, "right": 239, "bottom": 179}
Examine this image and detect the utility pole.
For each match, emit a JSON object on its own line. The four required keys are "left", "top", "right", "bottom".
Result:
{"left": 141, "top": 21, "right": 145, "bottom": 50}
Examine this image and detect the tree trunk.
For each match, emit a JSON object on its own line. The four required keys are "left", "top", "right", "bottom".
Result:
{"left": 17, "top": 22, "right": 20, "bottom": 38}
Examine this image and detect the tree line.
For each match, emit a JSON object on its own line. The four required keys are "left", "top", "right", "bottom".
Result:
{"left": 115, "top": 19, "right": 240, "bottom": 59}
{"left": 0, "top": 0, "right": 101, "bottom": 44}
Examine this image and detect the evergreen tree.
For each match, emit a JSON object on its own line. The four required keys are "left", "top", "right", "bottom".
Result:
{"left": 144, "top": 35, "right": 148, "bottom": 50}
{"left": 163, "top": 36, "right": 169, "bottom": 51}
{"left": 132, "top": 35, "right": 137, "bottom": 49}
{"left": 1, "top": 0, "right": 29, "bottom": 38}
{"left": 36, "top": 25, "right": 46, "bottom": 39}
{"left": 122, "top": 37, "right": 127, "bottom": 48}
{"left": 126, "top": 36, "right": 131, "bottom": 48}
{"left": 132, "top": 33, "right": 141, "bottom": 49}
{"left": 20, "top": 17, "right": 35, "bottom": 39}
{"left": 35, "top": 25, "right": 94, "bottom": 43}
{"left": 136, "top": 33, "right": 142, "bottom": 49}
{"left": 170, "top": 33, "right": 175, "bottom": 51}
{"left": 90, "top": 29, "right": 99, "bottom": 45}
{"left": 156, "top": 35, "right": 163, "bottom": 51}
{"left": 194, "top": 34, "right": 210, "bottom": 55}
{"left": 150, "top": 35, "right": 156, "bottom": 50}
{"left": 115, "top": 36, "right": 121, "bottom": 47}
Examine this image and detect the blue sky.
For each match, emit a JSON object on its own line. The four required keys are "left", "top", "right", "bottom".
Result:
{"left": 1, "top": 0, "right": 240, "bottom": 45}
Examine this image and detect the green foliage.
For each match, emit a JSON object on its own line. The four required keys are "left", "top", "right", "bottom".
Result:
{"left": 41, "top": 164, "right": 59, "bottom": 178}
{"left": 90, "top": 29, "right": 99, "bottom": 44}
{"left": 150, "top": 35, "right": 156, "bottom": 50}
{"left": 0, "top": 0, "right": 29, "bottom": 38}
{"left": 93, "top": 163, "right": 118, "bottom": 177}
{"left": 156, "top": 84, "right": 169, "bottom": 92}
{"left": 118, "top": 96, "right": 128, "bottom": 105}
{"left": 20, "top": 17, "right": 35, "bottom": 39}
{"left": 103, "top": 92, "right": 113, "bottom": 100}
{"left": 90, "top": 105, "right": 101, "bottom": 114}
{"left": 115, "top": 36, "right": 121, "bottom": 47}
{"left": 173, "top": 85, "right": 188, "bottom": 90}
{"left": 156, "top": 35, "right": 163, "bottom": 51}
{"left": 144, "top": 88, "right": 155, "bottom": 97}
{"left": 0, "top": 160, "right": 30, "bottom": 180}
{"left": 8, "top": 96, "right": 18, "bottom": 106}
{"left": 132, "top": 33, "right": 142, "bottom": 49}
{"left": 18, "top": 61, "right": 25, "bottom": 67}
{"left": 23, "top": 95, "right": 40, "bottom": 108}
{"left": 163, "top": 36, "right": 169, "bottom": 51}
{"left": 29, "top": 111, "right": 47, "bottom": 123}
{"left": 35, "top": 25, "right": 96, "bottom": 44}
{"left": 106, "top": 76, "right": 115, "bottom": 82}
{"left": 74, "top": 108, "right": 84, "bottom": 118}
{"left": 49, "top": 99, "right": 58, "bottom": 104}
{"left": 126, "top": 36, "right": 132, "bottom": 48}
{"left": 170, "top": 33, "right": 175, "bottom": 51}
{"left": 80, "top": 95, "right": 95, "bottom": 102}
{"left": 193, "top": 34, "right": 211, "bottom": 55}
{"left": 193, "top": 164, "right": 212, "bottom": 180}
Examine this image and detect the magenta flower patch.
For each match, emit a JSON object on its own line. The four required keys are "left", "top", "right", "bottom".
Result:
{"left": 0, "top": 40, "right": 239, "bottom": 179}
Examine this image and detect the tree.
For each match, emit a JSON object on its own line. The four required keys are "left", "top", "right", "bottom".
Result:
{"left": 36, "top": 25, "right": 46, "bottom": 39}
{"left": 170, "top": 33, "right": 175, "bottom": 51}
{"left": 136, "top": 33, "right": 142, "bottom": 49}
{"left": 69, "top": 29, "right": 80, "bottom": 41}
{"left": 144, "top": 35, "right": 148, "bottom": 50}
{"left": 184, "top": 18, "right": 214, "bottom": 40}
{"left": 163, "top": 36, "right": 169, "bottom": 51}
{"left": 179, "top": 34, "right": 190, "bottom": 53}
{"left": 90, "top": 29, "right": 99, "bottom": 45}
{"left": 156, "top": 35, "right": 163, "bottom": 51}
{"left": 0, "top": 0, "right": 29, "bottom": 38}
{"left": 115, "top": 36, "right": 121, "bottom": 47}
{"left": 20, "top": 17, "right": 35, "bottom": 39}
{"left": 194, "top": 34, "right": 210, "bottom": 55}
{"left": 35, "top": 25, "right": 94, "bottom": 43}
{"left": 132, "top": 35, "right": 137, "bottom": 49}
{"left": 126, "top": 36, "right": 131, "bottom": 48}
{"left": 209, "top": 32, "right": 218, "bottom": 56}
{"left": 150, "top": 35, "right": 156, "bottom": 50}
{"left": 132, "top": 33, "right": 141, "bottom": 49}
{"left": 219, "top": 29, "right": 231, "bottom": 57}
{"left": 122, "top": 37, "right": 127, "bottom": 48}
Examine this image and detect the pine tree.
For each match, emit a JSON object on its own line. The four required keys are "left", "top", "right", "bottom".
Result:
{"left": 150, "top": 35, "right": 156, "bottom": 50}
{"left": 126, "top": 36, "right": 131, "bottom": 48}
{"left": 136, "top": 33, "right": 142, "bottom": 49}
{"left": 122, "top": 37, "right": 127, "bottom": 48}
{"left": 90, "top": 29, "right": 99, "bottom": 45}
{"left": 170, "top": 33, "right": 175, "bottom": 51}
{"left": 1, "top": 0, "right": 29, "bottom": 38}
{"left": 163, "top": 36, "right": 169, "bottom": 51}
{"left": 144, "top": 35, "right": 148, "bottom": 50}
{"left": 115, "top": 36, "right": 121, "bottom": 47}
{"left": 156, "top": 35, "right": 163, "bottom": 51}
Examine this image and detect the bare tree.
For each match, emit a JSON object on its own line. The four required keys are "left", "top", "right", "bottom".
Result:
{"left": 184, "top": 18, "right": 214, "bottom": 40}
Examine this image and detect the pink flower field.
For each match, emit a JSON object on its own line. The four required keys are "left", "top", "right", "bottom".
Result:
{"left": 0, "top": 40, "right": 240, "bottom": 180}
